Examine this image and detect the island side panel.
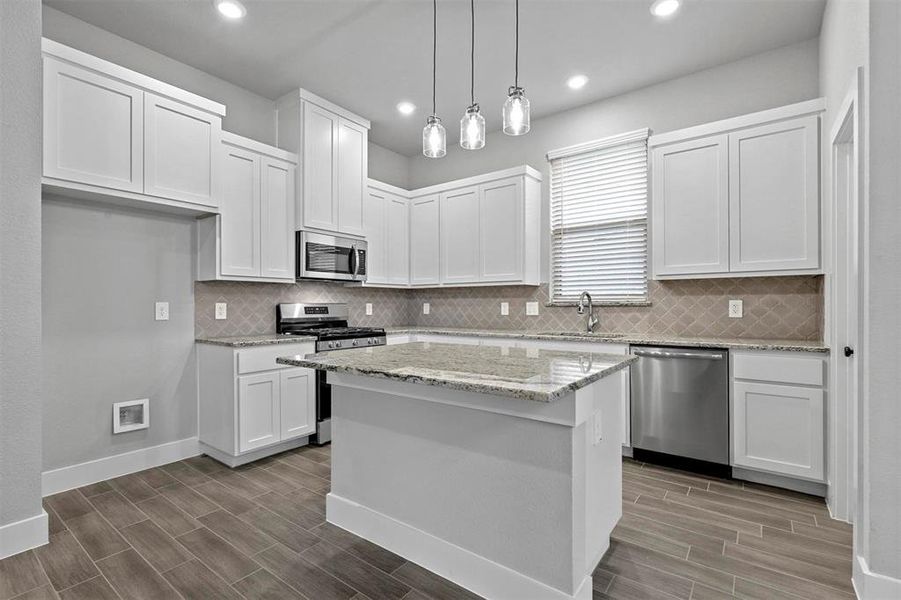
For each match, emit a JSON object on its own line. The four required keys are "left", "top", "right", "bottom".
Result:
{"left": 328, "top": 381, "right": 578, "bottom": 595}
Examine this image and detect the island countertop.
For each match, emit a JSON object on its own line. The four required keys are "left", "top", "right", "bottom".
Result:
{"left": 276, "top": 341, "right": 638, "bottom": 402}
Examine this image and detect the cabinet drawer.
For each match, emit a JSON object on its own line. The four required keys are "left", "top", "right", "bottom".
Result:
{"left": 732, "top": 353, "right": 824, "bottom": 387}
{"left": 237, "top": 343, "right": 314, "bottom": 375}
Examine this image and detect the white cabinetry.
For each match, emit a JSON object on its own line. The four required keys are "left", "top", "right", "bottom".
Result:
{"left": 276, "top": 89, "right": 370, "bottom": 237}
{"left": 363, "top": 180, "right": 409, "bottom": 286}
{"left": 42, "top": 39, "right": 225, "bottom": 214}
{"left": 199, "top": 342, "right": 316, "bottom": 467}
{"left": 386, "top": 195, "right": 410, "bottom": 285}
{"left": 479, "top": 178, "right": 525, "bottom": 282}
{"left": 409, "top": 194, "right": 441, "bottom": 286}
{"left": 650, "top": 100, "right": 823, "bottom": 279}
{"left": 440, "top": 186, "right": 481, "bottom": 284}
{"left": 196, "top": 133, "right": 297, "bottom": 283}
{"left": 731, "top": 351, "right": 826, "bottom": 482}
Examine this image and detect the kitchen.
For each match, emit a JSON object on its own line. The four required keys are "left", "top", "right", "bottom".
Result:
{"left": 1, "top": 1, "right": 899, "bottom": 599}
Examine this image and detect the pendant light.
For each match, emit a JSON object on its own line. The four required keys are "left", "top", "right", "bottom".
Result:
{"left": 422, "top": 0, "right": 446, "bottom": 158}
{"left": 459, "top": 0, "right": 485, "bottom": 150}
{"left": 503, "top": 0, "right": 530, "bottom": 135}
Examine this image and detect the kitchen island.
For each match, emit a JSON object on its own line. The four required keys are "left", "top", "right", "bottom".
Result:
{"left": 278, "top": 341, "right": 637, "bottom": 600}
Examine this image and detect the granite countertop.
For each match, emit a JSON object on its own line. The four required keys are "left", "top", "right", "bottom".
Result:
{"left": 276, "top": 341, "right": 638, "bottom": 403}
{"left": 195, "top": 334, "right": 317, "bottom": 347}
{"left": 384, "top": 327, "right": 829, "bottom": 353}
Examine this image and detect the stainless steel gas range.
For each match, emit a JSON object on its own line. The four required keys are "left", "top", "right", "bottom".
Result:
{"left": 276, "top": 303, "right": 385, "bottom": 445}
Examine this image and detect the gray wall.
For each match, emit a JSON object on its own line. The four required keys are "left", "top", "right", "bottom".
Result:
{"left": 42, "top": 5, "right": 277, "bottom": 144}
{"left": 42, "top": 198, "right": 197, "bottom": 471}
{"left": 0, "top": 0, "right": 44, "bottom": 532}
{"left": 368, "top": 142, "right": 410, "bottom": 189}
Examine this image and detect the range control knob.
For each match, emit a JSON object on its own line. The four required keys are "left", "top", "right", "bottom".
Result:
{"left": 327, "top": 342, "right": 335, "bottom": 349}
{"left": 352, "top": 340, "right": 359, "bottom": 346}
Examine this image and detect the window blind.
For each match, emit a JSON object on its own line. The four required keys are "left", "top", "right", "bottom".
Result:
{"left": 548, "top": 128, "right": 649, "bottom": 303}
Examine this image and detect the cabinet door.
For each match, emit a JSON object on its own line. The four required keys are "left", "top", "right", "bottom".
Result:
{"left": 337, "top": 119, "right": 367, "bottom": 236}
{"left": 386, "top": 196, "right": 410, "bottom": 285}
{"left": 440, "top": 186, "right": 480, "bottom": 284}
{"left": 733, "top": 381, "right": 824, "bottom": 481}
{"left": 302, "top": 102, "right": 339, "bottom": 231}
{"left": 280, "top": 368, "right": 316, "bottom": 441}
{"left": 238, "top": 373, "right": 281, "bottom": 452}
{"left": 651, "top": 136, "right": 729, "bottom": 276}
{"left": 410, "top": 195, "right": 441, "bottom": 285}
{"left": 363, "top": 188, "right": 388, "bottom": 284}
{"left": 219, "top": 145, "right": 261, "bottom": 277}
{"left": 479, "top": 178, "right": 522, "bottom": 282}
{"left": 261, "top": 157, "right": 296, "bottom": 280}
{"left": 144, "top": 93, "right": 221, "bottom": 207}
{"left": 729, "top": 116, "right": 820, "bottom": 272}
{"left": 43, "top": 57, "right": 144, "bottom": 193}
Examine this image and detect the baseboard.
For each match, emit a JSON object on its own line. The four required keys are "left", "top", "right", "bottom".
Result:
{"left": 854, "top": 553, "right": 901, "bottom": 599}
{"left": 42, "top": 437, "right": 200, "bottom": 496}
{"left": 731, "top": 466, "right": 827, "bottom": 497}
{"left": 327, "top": 493, "right": 593, "bottom": 600}
{"left": 200, "top": 437, "right": 309, "bottom": 468}
{"left": 0, "top": 511, "right": 48, "bottom": 559}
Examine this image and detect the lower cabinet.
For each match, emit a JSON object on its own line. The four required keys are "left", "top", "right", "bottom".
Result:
{"left": 199, "top": 341, "right": 316, "bottom": 467}
{"left": 731, "top": 351, "right": 826, "bottom": 482}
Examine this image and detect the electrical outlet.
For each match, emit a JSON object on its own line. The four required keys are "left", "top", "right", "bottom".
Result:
{"left": 500, "top": 302, "right": 509, "bottom": 316}
{"left": 728, "top": 299, "right": 743, "bottom": 318}
{"left": 365, "top": 303, "right": 373, "bottom": 316}
{"left": 215, "top": 302, "right": 227, "bottom": 320}
{"left": 155, "top": 302, "right": 169, "bottom": 321}
{"left": 593, "top": 411, "right": 603, "bottom": 445}
{"left": 526, "top": 301, "right": 539, "bottom": 316}
{"left": 423, "top": 302, "right": 430, "bottom": 315}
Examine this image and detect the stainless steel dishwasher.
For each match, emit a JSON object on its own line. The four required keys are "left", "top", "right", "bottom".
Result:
{"left": 630, "top": 345, "right": 730, "bottom": 476}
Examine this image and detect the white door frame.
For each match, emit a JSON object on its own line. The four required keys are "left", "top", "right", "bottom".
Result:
{"left": 826, "top": 68, "right": 864, "bottom": 523}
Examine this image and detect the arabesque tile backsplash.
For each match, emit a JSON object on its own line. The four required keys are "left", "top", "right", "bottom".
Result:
{"left": 196, "top": 276, "right": 823, "bottom": 341}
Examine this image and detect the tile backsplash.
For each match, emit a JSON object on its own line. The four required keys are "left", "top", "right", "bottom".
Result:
{"left": 196, "top": 276, "right": 823, "bottom": 341}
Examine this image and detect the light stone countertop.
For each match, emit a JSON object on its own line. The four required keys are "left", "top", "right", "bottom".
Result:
{"left": 276, "top": 341, "right": 638, "bottom": 403}
{"left": 195, "top": 334, "right": 316, "bottom": 347}
{"left": 383, "top": 327, "right": 830, "bottom": 353}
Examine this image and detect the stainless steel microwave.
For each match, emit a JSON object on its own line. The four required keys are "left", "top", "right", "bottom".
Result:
{"left": 296, "top": 231, "right": 367, "bottom": 282}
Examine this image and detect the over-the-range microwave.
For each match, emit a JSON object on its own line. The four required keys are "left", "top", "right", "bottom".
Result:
{"left": 296, "top": 231, "right": 367, "bottom": 282}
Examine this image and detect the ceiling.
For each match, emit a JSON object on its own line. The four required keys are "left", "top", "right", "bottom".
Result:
{"left": 44, "top": 0, "right": 825, "bottom": 156}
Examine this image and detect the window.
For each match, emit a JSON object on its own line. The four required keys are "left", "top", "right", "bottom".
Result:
{"left": 547, "top": 128, "right": 649, "bottom": 303}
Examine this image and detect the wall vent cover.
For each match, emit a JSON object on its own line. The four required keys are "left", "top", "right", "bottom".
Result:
{"left": 113, "top": 398, "right": 149, "bottom": 434}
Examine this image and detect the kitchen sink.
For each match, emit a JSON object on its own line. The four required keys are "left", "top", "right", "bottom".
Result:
{"left": 536, "top": 331, "right": 626, "bottom": 338}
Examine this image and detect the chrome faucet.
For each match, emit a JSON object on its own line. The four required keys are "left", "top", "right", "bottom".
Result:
{"left": 577, "top": 291, "right": 599, "bottom": 333}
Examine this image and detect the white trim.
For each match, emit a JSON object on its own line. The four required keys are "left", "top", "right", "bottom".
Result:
{"left": 42, "top": 180, "right": 220, "bottom": 217}
{"left": 367, "top": 178, "right": 411, "bottom": 198}
{"left": 854, "top": 554, "right": 901, "bottom": 599}
{"left": 546, "top": 128, "right": 649, "bottom": 161}
{"left": 648, "top": 98, "right": 825, "bottom": 147}
{"left": 731, "top": 466, "right": 827, "bottom": 497}
{"left": 199, "top": 437, "right": 309, "bottom": 468}
{"left": 410, "top": 165, "right": 542, "bottom": 198}
{"left": 327, "top": 493, "right": 593, "bottom": 600}
{"left": 222, "top": 131, "right": 298, "bottom": 164}
{"left": 42, "top": 437, "right": 200, "bottom": 496}
{"left": 0, "top": 511, "right": 48, "bottom": 560}
{"left": 275, "top": 87, "right": 371, "bottom": 129}
{"left": 654, "top": 267, "right": 824, "bottom": 280}
{"left": 41, "top": 38, "right": 226, "bottom": 116}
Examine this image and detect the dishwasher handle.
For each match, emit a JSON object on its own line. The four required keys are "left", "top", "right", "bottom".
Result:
{"left": 632, "top": 349, "right": 724, "bottom": 360}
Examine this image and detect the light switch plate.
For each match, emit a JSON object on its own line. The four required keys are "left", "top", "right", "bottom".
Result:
{"left": 500, "top": 302, "right": 509, "bottom": 316}
{"left": 526, "top": 302, "right": 539, "bottom": 316}
{"left": 215, "top": 303, "right": 227, "bottom": 320}
{"left": 423, "top": 302, "right": 430, "bottom": 315}
{"left": 155, "top": 302, "right": 169, "bottom": 321}
{"left": 365, "top": 303, "right": 373, "bottom": 316}
{"left": 728, "top": 299, "right": 743, "bottom": 318}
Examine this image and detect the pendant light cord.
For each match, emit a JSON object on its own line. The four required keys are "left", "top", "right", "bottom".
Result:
{"left": 432, "top": 0, "right": 437, "bottom": 116}
{"left": 470, "top": 0, "right": 475, "bottom": 106}
{"left": 514, "top": 0, "right": 519, "bottom": 88}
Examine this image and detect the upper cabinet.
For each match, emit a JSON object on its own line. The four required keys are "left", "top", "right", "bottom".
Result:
{"left": 42, "top": 39, "right": 225, "bottom": 214}
{"left": 197, "top": 133, "right": 297, "bottom": 283}
{"left": 364, "top": 166, "right": 541, "bottom": 289}
{"left": 650, "top": 100, "right": 824, "bottom": 279}
{"left": 276, "top": 89, "right": 370, "bottom": 237}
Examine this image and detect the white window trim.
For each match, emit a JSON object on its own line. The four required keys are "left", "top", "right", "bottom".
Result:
{"left": 547, "top": 128, "right": 650, "bottom": 305}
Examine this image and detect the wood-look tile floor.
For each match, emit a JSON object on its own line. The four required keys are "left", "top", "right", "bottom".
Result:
{"left": 0, "top": 449, "right": 854, "bottom": 600}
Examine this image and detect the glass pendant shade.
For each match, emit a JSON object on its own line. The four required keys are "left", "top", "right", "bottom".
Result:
{"left": 422, "top": 116, "right": 446, "bottom": 158}
{"left": 503, "top": 87, "right": 530, "bottom": 135}
{"left": 459, "top": 104, "right": 486, "bottom": 150}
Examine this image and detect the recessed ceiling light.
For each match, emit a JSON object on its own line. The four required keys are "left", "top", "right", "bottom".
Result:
{"left": 567, "top": 74, "right": 589, "bottom": 90}
{"left": 214, "top": 0, "right": 246, "bottom": 20}
{"left": 396, "top": 101, "right": 416, "bottom": 116}
{"left": 650, "top": 0, "right": 681, "bottom": 18}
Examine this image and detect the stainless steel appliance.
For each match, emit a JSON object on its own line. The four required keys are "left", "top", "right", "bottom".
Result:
{"left": 630, "top": 345, "right": 730, "bottom": 477}
{"left": 296, "top": 231, "right": 367, "bottom": 282}
{"left": 276, "top": 303, "right": 386, "bottom": 444}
